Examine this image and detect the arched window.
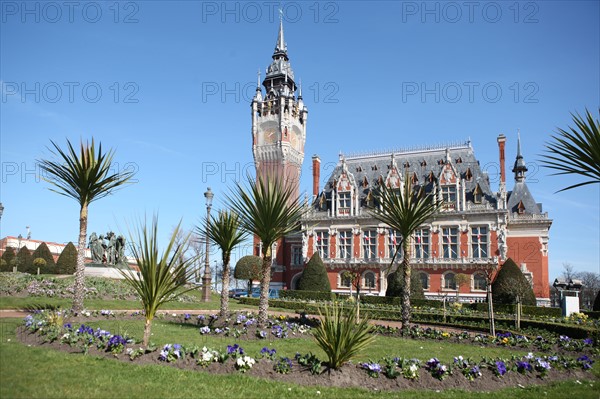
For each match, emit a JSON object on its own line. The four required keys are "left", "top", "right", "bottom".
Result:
{"left": 339, "top": 271, "right": 351, "bottom": 288}
{"left": 418, "top": 272, "right": 429, "bottom": 290}
{"left": 363, "top": 271, "right": 376, "bottom": 289}
{"left": 290, "top": 273, "right": 303, "bottom": 290}
{"left": 473, "top": 273, "right": 487, "bottom": 291}
{"left": 443, "top": 272, "right": 456, "bottom": 290}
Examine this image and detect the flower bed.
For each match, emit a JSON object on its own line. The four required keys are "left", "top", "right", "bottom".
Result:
{"left": 16, "top": 310, "right": 598, "bottom": 393}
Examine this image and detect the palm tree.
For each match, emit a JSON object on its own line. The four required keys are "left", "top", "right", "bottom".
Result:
{"left": 204, "top": 210, "right": 246, "bottom": 317}
{"left": 226, "top": 175, "right": 304, "bottom": 326}
{"left": 119, "top": 218, "right": 198, "bottom": 347}
{"left": 542, "top": 108, "right": 600, "bottom": 192}
{"left": 371, "top": 177, "right": 442, "bottom": 330}
{"left": 39, "top": 139, "right": 135, "bottom": 313}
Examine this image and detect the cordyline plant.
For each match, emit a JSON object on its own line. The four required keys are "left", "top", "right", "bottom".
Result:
{"left": 371, "top": 177, "right": 443, "bottom": 331}
{"left": 541, "top": 108, "right": 600, "bottom": 192}
{"left": 119, "top": 217, "right": 198, "bottom": 347}
{"left": 39, "top": 139, "right": 135, "bottom": 313}
{"left": 313, "top": 302, "right": 375, "bottom": 371}
{"left": 226, "top": 175, "right": 305, "bottom": 326}
{"left": 204, "top": 210, "right": 247, "bottom": 317}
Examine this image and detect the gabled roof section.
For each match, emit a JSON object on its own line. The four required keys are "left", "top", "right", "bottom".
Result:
{"left": 507, "top": 182, "right": 542, "bottom": 214}
{"left": 316, "top": 140, "right": 497, "bottom": 210}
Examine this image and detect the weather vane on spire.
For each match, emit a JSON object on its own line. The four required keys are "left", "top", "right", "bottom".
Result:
{"left": 279, "top": 8, "right": 283, "bottom": 22}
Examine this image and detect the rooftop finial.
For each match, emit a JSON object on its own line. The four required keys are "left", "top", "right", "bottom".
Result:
{"left": 516, "top": 129, "right": 522, "bottom": 158}
{"left": 298, "top": 78, "right": 302, "bottom": 98}
{"left": 257, "top": 69, "right": 261, "bottom": 90}
{"left": 275, "top": 9, "right": 286, "bottom": 53}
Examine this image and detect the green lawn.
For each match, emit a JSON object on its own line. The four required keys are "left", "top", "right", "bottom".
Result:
{"left": 1, "top": 318, "right": 598, "bottom": 399}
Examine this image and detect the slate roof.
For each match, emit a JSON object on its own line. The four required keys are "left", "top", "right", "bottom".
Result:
{"left": 507, "top": 182, "right": 542, "bottom": 214}
{"left": 314, "top": 141, "right": 498, "bottom": 210}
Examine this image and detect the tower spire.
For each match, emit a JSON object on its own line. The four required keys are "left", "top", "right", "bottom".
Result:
{"left": 275, "top": 10, "right": 286, "bottom": 55}
{"left": 256, "top": 69, "right": 261, "bottom": 91}
{"left": 513, "top": 130, "right": 528, "bottom": 182}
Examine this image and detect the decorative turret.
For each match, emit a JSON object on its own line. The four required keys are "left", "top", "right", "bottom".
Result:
{"left": 512, "top": 132, "right": 528, "bottom": 182}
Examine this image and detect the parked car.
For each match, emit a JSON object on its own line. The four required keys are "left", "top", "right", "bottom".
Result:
{"left": 248, "top": 287, "right": 280, "bottom": 299}
{"left": 228, "top": 288, "right": 247, "bottom": 298}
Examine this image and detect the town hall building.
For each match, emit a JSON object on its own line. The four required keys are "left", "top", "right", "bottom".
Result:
{"left": 250, "top": 22, "right": 552, "bottom": 305}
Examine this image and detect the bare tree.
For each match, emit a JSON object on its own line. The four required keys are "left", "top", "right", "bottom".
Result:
{"left": 561, "top": 262, "right": 578, "bottom": 281}
{"left": 172, "top": 227, "right": 204, "bottom": 284}
{"left": 455, "top": 273, "right": 470, "bottom": 301}
{"left": 579, "top": 271, "right": 600, "bottom": 310}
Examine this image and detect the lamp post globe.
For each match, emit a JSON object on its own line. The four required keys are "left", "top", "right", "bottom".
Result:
{"left": 202, "top": 187, "right": 214, "bottom": 302}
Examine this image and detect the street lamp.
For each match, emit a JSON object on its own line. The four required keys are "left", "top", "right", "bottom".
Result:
{"left": 202, "top": 187, "right": 214, "bottom": 302}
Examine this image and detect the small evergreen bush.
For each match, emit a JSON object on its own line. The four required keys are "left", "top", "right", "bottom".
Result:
{"left": 297, "top": 253, "right": 331, "bottom": 292}
{"left": 56, "top": 242, "right": 77, "bottom": 274}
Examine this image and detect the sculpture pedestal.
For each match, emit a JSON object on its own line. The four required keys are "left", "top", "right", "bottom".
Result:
{"left": 85, "top": 263, "right": 139, "bottom": 280}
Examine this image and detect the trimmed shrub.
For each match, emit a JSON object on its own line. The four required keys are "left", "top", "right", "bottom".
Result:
{"left": 31, "top": 242, "right": 56, "bottom": 274}
{"left": 238, "top": 297, "right": 595, "bottom": 339}
{"left": 492, "top": 258, "right": 536, "bottom": 306}
{"left": 297, "top": 253, "right": 330, "bottom": 292}
{"left": 386, "top": 270, "right": 425, "bottom": 300}
{"left": 56, "top": 242, "right": 77, "bottom": 274}
{"left": 234, "top": 255, "right": 262, "bottom": 294}
{"left": 32, "top": 258, "right": 47, "bottom": 274}
{"left": 15, "top": 246, "right": 33, "bottom": 274}
{"left": 279, "top": 290, "right": 335, "bottom": 301}
{"left": 0, "top": 247, "right": 16, "bottom": 272}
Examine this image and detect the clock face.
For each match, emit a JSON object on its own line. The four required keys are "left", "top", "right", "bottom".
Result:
{"left": 264, "top": 129, "right": 277, "bottom": 144}
{"left": 260, "top": 121, "right": 279, "bottom": 145}
{"left": 291, "top": 125, "right": 303, "bottom": 151}
{"left": 290, "top": 130, "right": 298, "bottom": 148}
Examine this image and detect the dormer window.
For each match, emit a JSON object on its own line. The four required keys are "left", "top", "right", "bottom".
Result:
{"left": 371, "top": 165, "right": 378, "bottom": 171}
{"left": 473, "top": 184, "right": 482, "bottom": 204}
{"left": 456, "top": 157, "right": 463, "bottom": 164}
{"left": 428, "top": 171, "right": 435, "bottom": 183}
{"left": 465, "top": 168, "right": 473, "bottom": 181}
{"left": 441, "top": 185, "right": 457, "bottom": 209}
{"left": 338, "top": 191, "right": 351, "bottom": 215}
{"left": 411, "top": 172, "right": 419, "bottom": 184}
{"left": 421, "top": 160, "right": 427, "bottom": 167}
{"left": 403, "top": 162, "right": 410, "bottom": 168}
{"left": 517, "top": 200, "right": 526, "bottom": 214}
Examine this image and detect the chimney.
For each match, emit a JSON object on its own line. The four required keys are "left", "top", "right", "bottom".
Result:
{"left": 497, "top": 134, "right": 506, "bottom": 187}
{"left": 312, "top": 155, "right": 321, "bottom": 198}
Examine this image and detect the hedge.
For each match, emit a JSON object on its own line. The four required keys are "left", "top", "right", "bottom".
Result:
{"left": 583, "top": 310, "right": 600, "bottom": 319}
{"left": 236, "top": 297, "right": 595, "bottom": 339}
{"left": 279, "top": 290, "right": 335, "bottom": 302}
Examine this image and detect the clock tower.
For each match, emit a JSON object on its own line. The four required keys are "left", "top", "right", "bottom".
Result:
{"left": 251, "top": 20, "right": 308, "bottom": 201}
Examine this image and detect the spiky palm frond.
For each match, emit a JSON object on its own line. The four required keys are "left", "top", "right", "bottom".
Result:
{"left": 371, "top": 179, "right": 443, "bottom": 259}
{"left": 225, "top": 175, "right": 305, "bottom": 325}
{"left": 226, "top": 175, "right": 305, "bottom": 252}
{"left": 313, "top": 302, "right": 375, "bottom": 370}
{"left": 204, "top": 210, "right": 247, "bottom": 258}
{"left": 204, "top": 210, "right": 247, "bottom": 316}
{"left": 542, "top": 108, "right": 600, "bottom": 192}
{"left": 370, "top": 177, "right": 443, "bottom": 329}
{"left": 38, "top": 139, "right": 135, "bottom": 205}
{"left": 38, "top": 138, "right": 135, "bottom": 313}
{"left": 119, "top": 217, "right": 199, "bottom": 346}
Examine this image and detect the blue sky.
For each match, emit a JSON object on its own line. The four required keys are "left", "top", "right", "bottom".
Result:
{"left": 1, "top": 1, "right": 598, "bottom": 279}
